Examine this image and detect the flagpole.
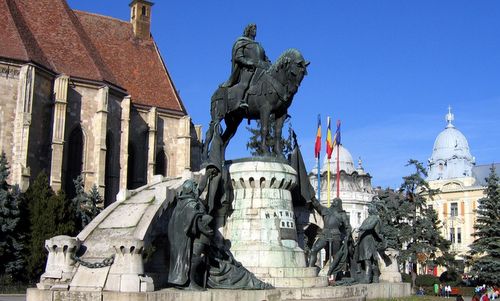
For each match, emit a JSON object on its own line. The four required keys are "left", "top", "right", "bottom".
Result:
{"left": 336, "top": 120, "right": 341, "bottom": 198}
{"left": 327, "top": 116, "right": 331, "bottom": 207}
{"left": 316, "top": 156, "right": 321, "bottom": 201}
{"left": 327, "top": 156, "right": 331, "bottom": 207}
{"left": 315, "top": 114, "right": 321, "bottom": 201}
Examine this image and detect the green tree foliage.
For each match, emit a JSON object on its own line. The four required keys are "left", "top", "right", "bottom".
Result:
{"left": 376, "top": 160, "right": 451, "bottom": 273}
{"left": 72, "top": 176, "right": 101, "bottom": 231}
{"left": 0, "top": 153, "right": 24, "bottom": 278}
{"left": 25, "top": 173, "right": 75, "bottom": 281}
{"left": 88, "top": 184, "right": 102, "bottom": 212}
{"left": 467, "top": 166, "right": 500, "bottom": 284}
{"left": 246, "top": 117, "right": 293, "bottom": 157}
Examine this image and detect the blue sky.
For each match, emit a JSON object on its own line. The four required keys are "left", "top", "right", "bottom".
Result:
{"left": 68, "top": 0, "right": 500, "bottom": 188}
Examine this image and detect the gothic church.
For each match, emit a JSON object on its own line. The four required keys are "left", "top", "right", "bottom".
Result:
{"left": 0, "top": 0, "right": 202, "bottom": 205}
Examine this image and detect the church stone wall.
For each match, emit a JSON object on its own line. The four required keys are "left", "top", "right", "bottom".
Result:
{"left": 0, "top": 65, "right": 199, "bottom": 203}
{"left": 128, "top": 108, "right": 149, "bottom": 189}
{"left": 104, "top": 93, "right": 123, "bottom": 203}
{"left": 66, "top": 84, "right": 98, "bottom": 185}
{"left": 26, "top": 71, "right": 53, "bottom": 182}
{"left": 157, "top": 114, "right": 199, "bottom": 177}
{"left": 0, "top": 63, "right": 20, "bottom": 170}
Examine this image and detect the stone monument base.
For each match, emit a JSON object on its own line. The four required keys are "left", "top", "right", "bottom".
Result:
{"left": 27, "top": 282, "right": 411, "bottom": 301}
{"left": 252, "top": 266, "right": 326, "bottom": 288}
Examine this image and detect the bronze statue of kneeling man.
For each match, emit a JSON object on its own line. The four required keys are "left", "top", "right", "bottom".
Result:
{"left": 167, "top": 180, "right": 213, "bottom": 290}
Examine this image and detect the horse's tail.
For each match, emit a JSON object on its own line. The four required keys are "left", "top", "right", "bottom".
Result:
{"left": 203, "top": 86, "right": 228, "bottom": 160}
{"left": 210, "top": 86, "right": 228, "bottom": 121}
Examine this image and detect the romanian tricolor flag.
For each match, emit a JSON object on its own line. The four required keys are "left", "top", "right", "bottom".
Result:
{"left": 314, "top": 115, "right": 321, "bottom": 158}
{"left": 326, "top": 117, "right": 334, "bottom": 159}
{"left": 333, "top": 119, "right": 341, "bottom": 147}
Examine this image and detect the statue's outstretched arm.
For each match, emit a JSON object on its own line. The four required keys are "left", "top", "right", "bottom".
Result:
{"left": 310, "top": 197, "right": 325, "bottom": 215}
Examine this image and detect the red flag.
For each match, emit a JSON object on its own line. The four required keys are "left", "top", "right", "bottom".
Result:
{"left": 326, "top": 117, "right": 334, "bottom": 159}
{"left": 314, "top": 115, "right": 321, "bottom": 158}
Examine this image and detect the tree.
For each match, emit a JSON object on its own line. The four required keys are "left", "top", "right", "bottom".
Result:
{"left": 72, "top": 176, "right": 101, "bottom": 231}
{"left": 467, "top": 166, "right": 500, "bottom": 284}
{"left": 25, "top": 173, "right": 75, "bottom": 280}
{"left": 375, "top": 188, "right": 411, "bottom": 251}
{"left": 246, "top": 117, "right": 293, "bottom": 157}
{"left": 376, "top": 160, "right": 451, "bottom": 274}
{"left": 0, "top": 153, "right": 24, "bottom": 278}
{"left": 88, "top": 184, "right": 102, "bottom": 212}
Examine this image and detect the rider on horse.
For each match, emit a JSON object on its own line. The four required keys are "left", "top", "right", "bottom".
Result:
{"left": 222, "top": 23, "right": 271, "bottom": 111}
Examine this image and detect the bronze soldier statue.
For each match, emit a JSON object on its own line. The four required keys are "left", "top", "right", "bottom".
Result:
{"left": 308, "top": 197, "right": 351, "bottom": 268}
{"left": 222, "top": 23, "right": 271, "bottom": 109}
{"left": 354, "top": 204, "right": 386, "bottom": 283}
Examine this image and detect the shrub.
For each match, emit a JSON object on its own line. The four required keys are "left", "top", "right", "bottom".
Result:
{"left": 416, "top": 274, "right": 440, "bottom": 286}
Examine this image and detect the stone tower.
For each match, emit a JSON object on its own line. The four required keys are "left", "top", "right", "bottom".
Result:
{"left": 130, "top": 0, "right": 154, "bottom": 39}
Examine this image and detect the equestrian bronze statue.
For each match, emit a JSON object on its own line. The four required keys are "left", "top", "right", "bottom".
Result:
{"left": 203, "top": 24, "right": 309, "bottom": 163}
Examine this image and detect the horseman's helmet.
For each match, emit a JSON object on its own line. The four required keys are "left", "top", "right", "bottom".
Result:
{"left": 332, "top": 198, "right": 343, "bottom": 210}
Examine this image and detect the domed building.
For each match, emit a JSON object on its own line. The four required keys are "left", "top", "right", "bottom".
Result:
{"left": 424, "top": 108, "right": 499, "bottom": 275}
{"left": 428, "top": 108, "right": 475, "bottom": 181}
{"left": 309, "top": 144, "right": 375, "bottom": 230}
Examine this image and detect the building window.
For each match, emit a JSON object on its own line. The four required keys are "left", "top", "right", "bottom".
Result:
{"left": 457, "top": 228, "right": 462, "bottom": 244}
{"left": 357, "top": 212, "right": 362, "bottom": 225}
{"left": 449, "top": 228, "right": 455, "bottom": 243}
{"left": 142, "top": 6, "right": 147, "bottom": 16}
{"left": 450, "top": 202, "right": 458, "bottom": 217}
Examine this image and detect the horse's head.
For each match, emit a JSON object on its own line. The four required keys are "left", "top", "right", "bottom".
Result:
{"left": 268, "top": 49, "right": 309, "bottom": 100}
{"left": 272, "top": 49, "right": 309, "bottom": 81}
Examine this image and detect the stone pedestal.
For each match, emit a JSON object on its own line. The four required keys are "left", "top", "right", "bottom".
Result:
{"left": 379, "top": 248, "right": 402, "bottom": 283}
{"left": 224, "top": 158, "right": 327, "bottom": 288}
{"left": 37, "top": 235, "right": 80, "bottom": 290}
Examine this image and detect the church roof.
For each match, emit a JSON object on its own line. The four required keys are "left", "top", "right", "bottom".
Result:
{"left": 0, "top": 0, "right": 186, "bottom": 114}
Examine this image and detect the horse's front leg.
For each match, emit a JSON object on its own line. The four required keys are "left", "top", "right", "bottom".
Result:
{"left": 260, "top": 110, "right": 271, "bottom": 155}
{"left": 274, "top": 113, "right": 286, "bottom": 159}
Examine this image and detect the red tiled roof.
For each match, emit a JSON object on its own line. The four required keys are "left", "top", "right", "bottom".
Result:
{"left": 0, "top": 0, "right": 185, "bottom": 114}
{"left": 75, "top": 11, "right": 185, "bottom": 113}
{"left": 0, "top": 0, "right": 115, "bottom": 83}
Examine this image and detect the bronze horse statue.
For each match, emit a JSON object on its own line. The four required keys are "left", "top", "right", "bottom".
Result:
{"left": 203, "top": 49, "right": 309, "bottom": 163}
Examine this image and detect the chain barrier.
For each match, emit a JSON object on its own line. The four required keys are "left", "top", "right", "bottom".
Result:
{"left": 72, "top": 254, "right": 115, "bottom": 269}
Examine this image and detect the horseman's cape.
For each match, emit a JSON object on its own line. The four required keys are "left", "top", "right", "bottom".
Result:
{"left": 224, "top": 37, "right": 262, "bottom": 87}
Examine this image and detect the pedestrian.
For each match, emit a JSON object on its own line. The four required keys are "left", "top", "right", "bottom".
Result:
{"left": 481, "top": 292, "right": 491, "bottom": 301}
{"left": 434, "top": 283, "right": 439, "bottom": 296}
{"left": 445, "top": 284, "right": 451, "bottom": 298}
